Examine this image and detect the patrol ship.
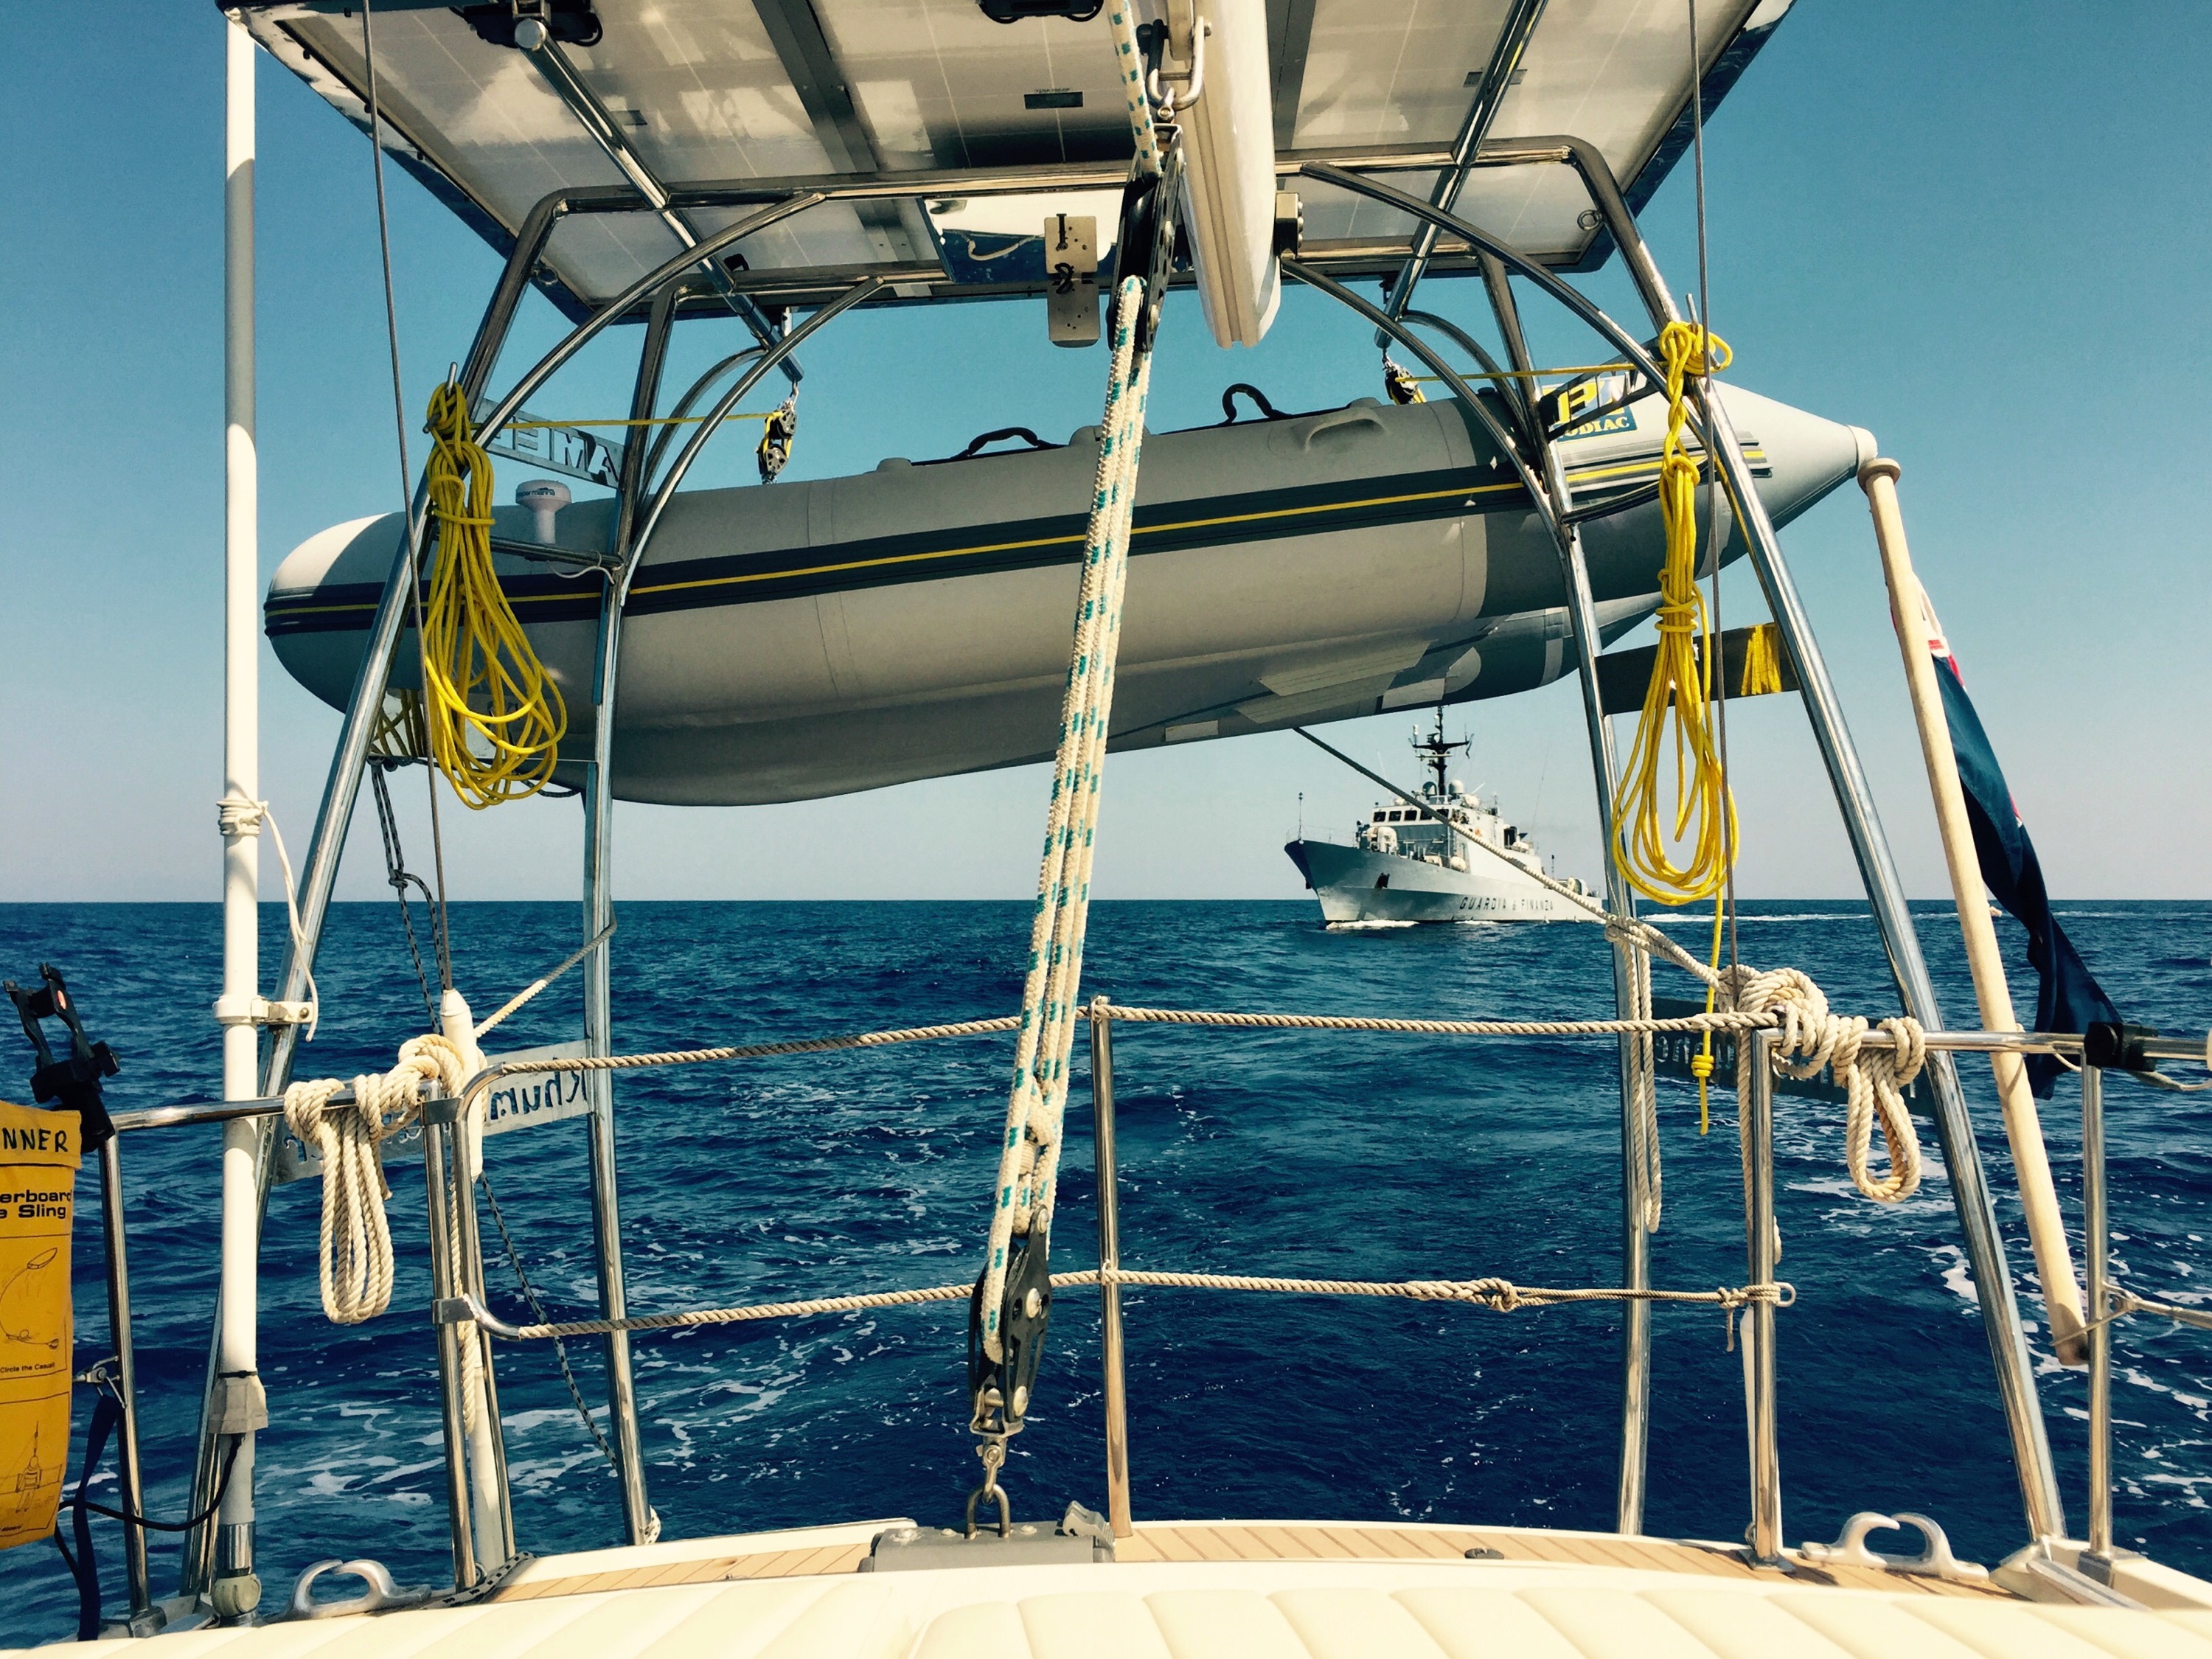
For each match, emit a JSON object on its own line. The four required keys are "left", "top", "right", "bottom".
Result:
{"left": 1284, "top": 713, "right": 1596, "bottom": 925}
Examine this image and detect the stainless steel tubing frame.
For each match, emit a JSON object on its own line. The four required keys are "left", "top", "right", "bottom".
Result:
{"left": 1472, "top": 250, "right": 1652, "bottom": 1535}
{"left": 99, "top": 1137, "right": 153, "bottom": 1618}
{"left": 421, "top": 1121, "right": 479, "bottom": 1587}
{"left": 1743, "top": 1032, "right": 1783, "bottom": 1562}
{"left": 455, "top": 1142, "right": 517, "bottom": 1563}
{"left": 578, "top": 279, "right": 681, "bottom": 1547}
{"left": 181, "top": 197, "right": 566, "bottom": 1596}
{"left": 577, "top": 275, "right": 880, "bottom": 1544}
{"left": 626, "top": 278, "right": 887, "bottom": 566}
{"left": 2082, "top": 1064, "right": 2113, "bottom": 1562}
{"left": 521, "top": 36, "right": 800, "bottom": 384}
{"left": 202, "top": 191, "right": 826, "bottom": 1565}
{"left": 1088, "top": 998, "right": 1133, "bottom": 1540}
{"left": 1281, "top": 251, "right": 1655, "bottom": 1530}
{"left": 1574, "top": 170, "right": 2067, "bottom": 1543}
{"left": 1377, "top": 0, "right": 1548, "bottom": 337}
{"left": 1297, "top": 150, "right": 2066, "bottom": 1544}
{"left": 261, "top": 189, "right": 825, "bottom": 1101}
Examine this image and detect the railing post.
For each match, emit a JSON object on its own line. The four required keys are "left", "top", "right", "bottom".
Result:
{"left": 454, "top": 1145, "right": 515, "bottom": 1563}
{"left": 1566, "top": 140, "right": 2065, "bottom": 1544}
{"left": 575, "top": 279, "right": 681, "bottom": 1551}
{"left": 422, "top": 1121, "right": 479, "bottom": 1587}
{"left": 1475, "top": 250, "right": 1652, "bottom": 1534}
{"left": 98, "top": 1137, "right": 152, "bottom": 1621}
{"left": 1089, "top": 995, "right": 1133, "bottom": 1539}
{"left": 1743, "top": 1030, "right": 1783, "bottom": 1562}
{"left": 2082, "top": 1063, "right": 2113, "bottom": 1562}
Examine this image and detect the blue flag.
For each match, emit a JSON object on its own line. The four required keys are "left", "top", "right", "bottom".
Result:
{"left": 1923, "top": 597, "right": 2119, "bottom": 1096}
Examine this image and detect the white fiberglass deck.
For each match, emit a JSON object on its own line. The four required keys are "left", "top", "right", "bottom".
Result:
{"left": 26, "top": 1519, "right": 2212, "bottom": 1659}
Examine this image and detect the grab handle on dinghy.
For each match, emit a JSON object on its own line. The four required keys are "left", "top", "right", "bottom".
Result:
{"left": 1295, "top": 406, "right": 1388, "bottom": 450}
{"left": 939, "top": 426, "right": 1064, "bottom": 463}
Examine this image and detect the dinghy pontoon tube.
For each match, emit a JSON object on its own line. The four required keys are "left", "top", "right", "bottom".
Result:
{"left": 265, "top": 380, "right": 1869, "bottom": 805}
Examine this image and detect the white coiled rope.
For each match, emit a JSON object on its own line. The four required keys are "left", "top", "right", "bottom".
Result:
{"left": 283, "top": 1034, "right": 467, "bottom": 1322}
{"left": 1717, "top": 965, "right": 1927, "bottom": 1202}
{"left": 977, "top": 274, "right": 1155, "bottom": 1360}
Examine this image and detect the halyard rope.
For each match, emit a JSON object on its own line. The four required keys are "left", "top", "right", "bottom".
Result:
{"left": 455, "top": 1267, "right": 1792, "bottom": 1343}
{"left": 976, "top": 273, "right": 1155, "bottom": 1362}
{"left": 283, "top": 1034, "right": 467, "bottom": 1322}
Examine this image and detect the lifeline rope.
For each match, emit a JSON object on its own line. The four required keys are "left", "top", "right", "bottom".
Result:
{"left": 1612, "top": 321, "right": 1736, "bottom": 905}
{"left": 976, "top": 273, "right": 1155, "bottom": 1361}
{"left": 215, "top": 794, "right": 319, "bottom": 1040}
{"left": 464, "top": 991, "right": 1923, "bottom": 1210}
{"left": 283, "top": 1034, "right": 467, "bottom": 1323}
{"left": 461, "top": 1267, "right": 1790, "bottom": 1344}
{"left": 421, "top": 382, "right": 568, "bottom": 808}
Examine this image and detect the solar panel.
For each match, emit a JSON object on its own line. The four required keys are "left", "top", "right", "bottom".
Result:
{"left": 237, "top": 0, "right": 1792, "bottom": 318}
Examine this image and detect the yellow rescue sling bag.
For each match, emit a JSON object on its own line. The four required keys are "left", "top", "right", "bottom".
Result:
{"left": 0, "top": 1099, "right": 77, "bottom": 1551}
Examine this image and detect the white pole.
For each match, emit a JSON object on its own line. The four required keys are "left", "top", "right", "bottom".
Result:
{"left": 213, "top": 11, "right": 265, "bottom": 1618}
{"left": 1860, "top": 457, "right": 2088, "bottom": 1368}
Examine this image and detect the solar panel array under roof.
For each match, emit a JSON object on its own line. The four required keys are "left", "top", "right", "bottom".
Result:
{"left": 236, "top": 0, "right": 1792, "bottom": 320}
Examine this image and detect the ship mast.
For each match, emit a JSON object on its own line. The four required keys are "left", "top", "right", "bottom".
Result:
{"left": 1411, "top": 704, "right": 1472, "bottom": 800}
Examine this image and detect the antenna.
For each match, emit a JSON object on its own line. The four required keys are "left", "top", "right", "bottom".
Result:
{"left": 1409, "top": 700, "right": 1472, "bottom": 799}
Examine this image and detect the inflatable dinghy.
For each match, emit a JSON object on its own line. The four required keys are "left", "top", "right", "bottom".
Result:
{"left": 266, "top": 380, "right": 1869, "bottom": 804}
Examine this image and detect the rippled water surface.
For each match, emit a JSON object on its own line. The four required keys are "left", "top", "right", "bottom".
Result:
{"left": 2, "top": 899, "right": 2208, "bottom": 1641}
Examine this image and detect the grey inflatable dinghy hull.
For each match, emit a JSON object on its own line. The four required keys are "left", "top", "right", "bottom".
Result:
{"left": 265, "top": 380, "right": 1868, "bottom": 804}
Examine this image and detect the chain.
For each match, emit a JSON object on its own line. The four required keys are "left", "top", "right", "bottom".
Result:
{"left": 477, "top": 1171, "right": 625, "bottom": 1479}
{"left": 368, "top": 760, "right": 445, "bottom": 1020}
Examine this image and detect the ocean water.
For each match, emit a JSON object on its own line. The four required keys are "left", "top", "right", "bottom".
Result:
{"left": 1, "top": 897, "right": 2208, "bottom": 1642}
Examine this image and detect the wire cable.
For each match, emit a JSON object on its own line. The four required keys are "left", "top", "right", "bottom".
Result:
{"left": 361, "top": 0, "right": 456, "bottom": 980}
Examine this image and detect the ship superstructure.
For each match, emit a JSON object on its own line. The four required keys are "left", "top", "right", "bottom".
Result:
{"left": 1286, "top": 713, "right": 1593, "bottom": 925}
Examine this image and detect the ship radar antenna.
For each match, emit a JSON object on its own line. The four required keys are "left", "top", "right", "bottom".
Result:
{"left": 1411, "top": 701, "right": 1471, "bottom": 798}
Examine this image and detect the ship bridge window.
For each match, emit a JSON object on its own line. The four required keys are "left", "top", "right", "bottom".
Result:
{"left": 1373, "top": 811, "right": 1386, "bottom": 822}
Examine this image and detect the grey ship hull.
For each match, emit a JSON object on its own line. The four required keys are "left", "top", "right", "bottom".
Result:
{"left": 1284, "top": 839, "right": 1593, "bottom": 925}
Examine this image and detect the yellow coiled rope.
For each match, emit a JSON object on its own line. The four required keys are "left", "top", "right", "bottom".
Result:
{"left": 1611, "top": 320, "right": 1736, "bottom": 906}
{"left": 1608, "top": 321, "right": 1739, "bottom": 1130}
{"left": 420, "top": 383, "right": 567, "bottom": 808}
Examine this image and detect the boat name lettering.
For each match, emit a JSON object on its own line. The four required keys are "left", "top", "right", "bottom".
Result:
{"left": 1551, "top": 375, "right": 1637, "bottom": 439}
{"left": 486, "top": 1071, "right": 588, "bottom": 1124}
{"left": 487, "top": 419, "right": 624, "bottom": 490}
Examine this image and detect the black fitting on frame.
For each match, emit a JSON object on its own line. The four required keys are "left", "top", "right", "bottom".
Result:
{"left": 6, "top": 964, "right": 119, "bottom": 1152}
{"left": 459, "top": 0, "right": 603, "bottom": 50}
{"left": 2084, "top": 1021, "right": 2160, "bottom": 1074}
{"left": 978, "top": 0, "right": 1104, "bottom": 19}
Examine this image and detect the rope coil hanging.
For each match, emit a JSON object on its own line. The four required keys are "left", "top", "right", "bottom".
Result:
{"left": 1611, "top": 319, "right": 1736, "bottom": 905}
{"left": 421, "top": 382, "right": 568, "bottom": 808}
{"left": 283, "top": 1034, "right": 467, "bottom": 1323}
{"left": 1716, "top": 965, "right": 1927, "bottom": 1202}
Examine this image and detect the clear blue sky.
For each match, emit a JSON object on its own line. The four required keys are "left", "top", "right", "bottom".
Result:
{"left": 4, "top": 1, "right": 2207, "bottom": 902}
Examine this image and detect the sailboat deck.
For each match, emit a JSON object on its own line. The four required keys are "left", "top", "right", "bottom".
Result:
{"left": 488, "top": 1520, "right": 2015, "bottom": 1604}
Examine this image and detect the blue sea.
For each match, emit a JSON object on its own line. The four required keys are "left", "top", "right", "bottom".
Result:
{"left": 2, "top": 898, "right": 2209, "bottom": 1642}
